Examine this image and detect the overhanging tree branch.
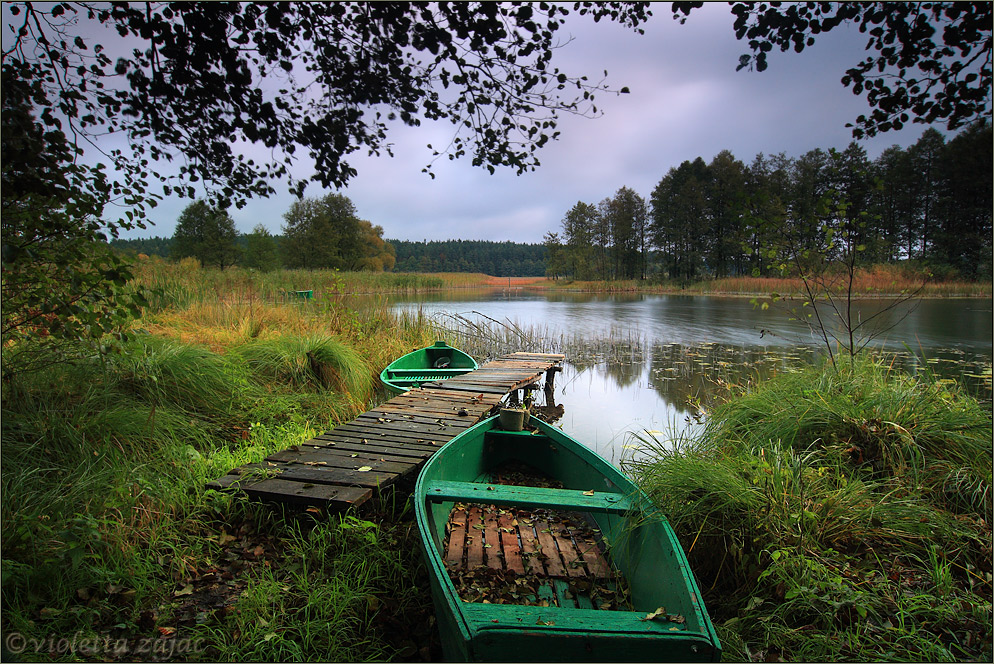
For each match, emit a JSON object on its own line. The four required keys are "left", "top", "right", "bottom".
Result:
{"left": 672, "top": 2, "right": 992, "bottom": 138}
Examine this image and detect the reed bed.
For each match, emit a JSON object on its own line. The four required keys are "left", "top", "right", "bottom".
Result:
{"left": 690, "top": 267, "right": 991, "bottom": 298}
{"left": 427, "top": 309, "right": 648, "bottom": 367}
{"left": 542, "top": 264, "right": 991, "bottom": 298}
{"left": 129, "top": 256, "right": 493, "bottom": 311}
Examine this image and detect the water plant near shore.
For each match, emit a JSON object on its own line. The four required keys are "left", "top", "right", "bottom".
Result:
{"left": 625, "top": 356, "right": 993, "bottom": 661}
{"left": 130, "top": 256, "right": 491, "bottom": 311}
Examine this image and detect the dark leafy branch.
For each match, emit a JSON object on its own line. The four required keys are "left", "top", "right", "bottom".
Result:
{"left": 5, "top": 2, "right": 652, "bottom": 208}
{"left": 2, "top": 1, "right": 651, "bottom": 375}
{"left": 672, "top": 2, "right": 992, "bottom": 138}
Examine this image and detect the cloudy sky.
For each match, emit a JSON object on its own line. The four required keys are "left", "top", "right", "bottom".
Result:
{"left": 61, "top": 5, "right": 942, "bottom": 243}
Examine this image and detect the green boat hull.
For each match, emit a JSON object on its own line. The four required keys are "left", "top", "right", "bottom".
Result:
{"left": 414, "top": 415, "right": 722, "bottom": 662}
{"left": 379, "top": 341, "right": 477, "bottom": 395}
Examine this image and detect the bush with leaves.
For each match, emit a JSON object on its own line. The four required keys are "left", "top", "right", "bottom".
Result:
{"left": 1, "top": 73, "right": 149, "bottom": 376}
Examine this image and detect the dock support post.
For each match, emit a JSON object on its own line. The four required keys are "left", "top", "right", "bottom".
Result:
{"left": 544, "top": 366, "right": 562, "bottom": 404}
{"left": 522, "top": 383, "right": 539, "bottom": 411}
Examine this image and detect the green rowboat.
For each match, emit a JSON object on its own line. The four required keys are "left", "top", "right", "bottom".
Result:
{"left": 414, "top": 414, "right": 721, "bottom": 662}
{"left": 380, "top": 341, "right": 477, "bottom": 395}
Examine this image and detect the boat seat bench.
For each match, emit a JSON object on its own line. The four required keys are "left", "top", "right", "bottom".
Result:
{"left": 424, "top": 480, "right": 633, "bottom": 514}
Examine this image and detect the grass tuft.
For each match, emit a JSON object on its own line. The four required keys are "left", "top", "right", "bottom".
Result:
{"left": 233, "top": 335, "right": 372, "bottom": 405}
{"left": 1, "top": 281, "right": 440, "bottom": 661}
{"left": 625, "top": 355, "right": 993, "bottom": 661}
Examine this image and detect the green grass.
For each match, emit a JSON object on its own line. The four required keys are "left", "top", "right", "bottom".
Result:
{"left": 624, "top": 356, "right": 993, "bottom": 661}
{"left": 232, "top": 335, "right": 374, "bottom": 406}
{"left": 1, "top": 292, "right": 440, "bottom": 661}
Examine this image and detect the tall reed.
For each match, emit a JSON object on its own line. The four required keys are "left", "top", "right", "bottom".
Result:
{"left": 129, "top": 256, "right": 487, "bottom": 311}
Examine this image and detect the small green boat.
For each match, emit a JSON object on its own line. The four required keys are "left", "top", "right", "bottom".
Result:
{"left": 380, "top": 341, "right": 478, "bottom": 395}
{"left": 414, "top": 414, "right": 721, "bottom": 662}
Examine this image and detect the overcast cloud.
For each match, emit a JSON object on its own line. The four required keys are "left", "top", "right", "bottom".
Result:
{"left": 64, "top": 4, "right": 942, "bottom": 243}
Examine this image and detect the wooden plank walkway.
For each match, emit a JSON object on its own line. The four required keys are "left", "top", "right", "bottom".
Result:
{"left": 207, "top": 352, "right": 564, "bottom": 511}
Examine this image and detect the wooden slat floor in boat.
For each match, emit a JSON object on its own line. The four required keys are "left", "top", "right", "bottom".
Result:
{"left": 441, "top": 503, "right": 629, "bottom": 610}
{"left": 443, "top": 505, "right": 613, "bottom": 579}
{"left": 206, "top": 352, "right": 564, "bottom": 510}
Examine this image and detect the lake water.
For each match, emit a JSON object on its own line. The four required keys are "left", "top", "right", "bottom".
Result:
{"left": 385, "top": 290, "right": 992, "bottom": 466}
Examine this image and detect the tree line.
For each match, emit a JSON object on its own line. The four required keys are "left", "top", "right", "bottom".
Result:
{"left": 116, "top": 120, "right": 990, "bottom": 282}
{"left": 112, "top": 207, "right": 548, "bottom": 276}
{"left": 390, "top": 240, "right": 545, "bottom": 276}
{"left": 546, "top": 122, "right": 992, "bottom": 282}
{"left": 113, "top": 193, "right": 398, "bottom": 272}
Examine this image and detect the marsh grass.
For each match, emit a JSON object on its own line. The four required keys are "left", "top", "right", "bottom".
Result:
{"left": 1, "top": 278, "right": 440, "bottom": 661}
{"left": 130, "top": 256, "right": 489, "bottom": 312}
{"left": 625, "top": 356, "right": 993, "bottom": 661}
{"left": 543, "top": 264, "right": 991, "bottom": 297}
{"left": 424, "top": 309, "right": 648, "bottom": 367}
{"left": 233, "top": 335, "right": 373, "bottom": 405}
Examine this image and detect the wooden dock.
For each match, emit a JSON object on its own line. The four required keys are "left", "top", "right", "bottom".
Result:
{"left": 207, "top": 352, "right": 564, "bottom": 511}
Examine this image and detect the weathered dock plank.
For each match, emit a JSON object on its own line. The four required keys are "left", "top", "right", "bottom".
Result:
{"left": 307, "top": 437, "right": 438, "bottom": 457}
{"left": 207, "top": 351, "right": 564, "bottom": 510}
{"left": 268, "top": 448, "right": 414, "bottom": 473}
{"left": 210, "top": 476, "right": 372, "bottom": 507}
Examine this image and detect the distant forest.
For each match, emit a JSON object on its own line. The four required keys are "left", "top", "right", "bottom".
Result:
{"left": 389, "top": 240, "right": 545, "bottom": 276}
{"left": 546, "top": 123, "right": 992, "bottom": 282}
{"left": 112, "top": 236, "right": 176, "bottom": 257}
{"left": 110, "top": 236, "right": 546, "bottom": 276}
{"left": 111, "top": 124, "right": 990, "bottom": 281}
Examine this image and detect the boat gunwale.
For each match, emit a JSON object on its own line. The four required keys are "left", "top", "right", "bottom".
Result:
{"left": 380, "top": 341, "right": 478, "bottom": 394}
{"left": 414, "top": 414, "right": 722, "bottom": 659}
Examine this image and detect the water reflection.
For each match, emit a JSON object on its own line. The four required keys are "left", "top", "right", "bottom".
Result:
{"left": 645, "top": 343, "right": 814, "bottom": 408}
{"left": 384, "top": 289, "right": 992, "bottom": 465}
{"left": 390, "top": 290, "right": 992, "bottom": 352}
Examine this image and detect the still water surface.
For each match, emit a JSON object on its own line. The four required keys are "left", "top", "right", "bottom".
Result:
{"left": 386, "top": 290, "right": 992, "bottom": 466}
